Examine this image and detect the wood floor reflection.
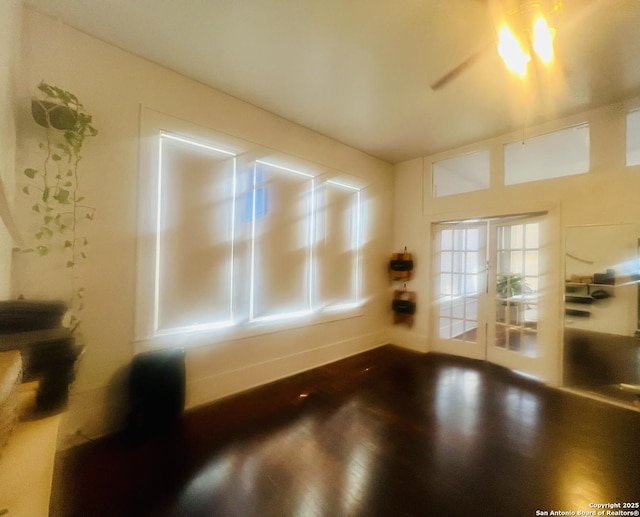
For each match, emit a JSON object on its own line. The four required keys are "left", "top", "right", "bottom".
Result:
{"left": 51, "top": 345, "right": 640, "bottom": 517}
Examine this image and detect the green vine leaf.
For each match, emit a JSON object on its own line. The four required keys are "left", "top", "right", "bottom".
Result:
{"left": 32, "top": 204, "right": 40, "bottom": 213}
{"left": 54, "top": 188, "right": 71, "bottom": 204}
{"left": 22, "top": 186, "right": 29, "bottom": 195}
{"left": 36, "top": 245, "right": 48, "bottom": 256}
{"left": 64, "top": 240, "right": 72, "bottom": 248}
{"left": 42, "top": 186, "right": 50, "bottom": 202}
{"left": 66, "top": 260, "right": 75, "bottom": 268}
{"left": 24, "top": 168, "right": 37, "bottom": 178}
{"left": 52, "top": 154, "right": 62, "bottom": 161}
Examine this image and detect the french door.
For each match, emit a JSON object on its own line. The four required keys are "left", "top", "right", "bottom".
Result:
{"left": 432, "top": 214, "right": 546, "bottom": 379}
{"left": 433, "top": 222, "right": 488, "bottom": 360}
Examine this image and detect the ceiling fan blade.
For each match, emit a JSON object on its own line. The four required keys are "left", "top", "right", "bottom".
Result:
{"left": 430, "top": 47, "right": 488, "bottom": 91}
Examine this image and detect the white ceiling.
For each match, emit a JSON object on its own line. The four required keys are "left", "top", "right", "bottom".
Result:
{"left": 23, "top": 0, "right": 640, "bottom": 163}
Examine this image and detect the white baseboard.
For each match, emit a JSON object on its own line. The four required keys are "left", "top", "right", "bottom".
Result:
{"left": 186, "top": 330, "right": 388, "bottom": 409}
{"left": 387, "top": 327, "right": 428, "bottom": 353}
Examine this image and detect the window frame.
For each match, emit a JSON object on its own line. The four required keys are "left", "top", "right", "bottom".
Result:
{"left": 135, "top": 108, "right": 365, "bottom": 352}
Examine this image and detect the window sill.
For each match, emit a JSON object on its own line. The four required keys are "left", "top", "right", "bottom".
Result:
{"left": 133, "top": 304, "right": 365, "bottom": 354}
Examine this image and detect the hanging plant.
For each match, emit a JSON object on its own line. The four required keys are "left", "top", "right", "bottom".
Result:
{"left": 19, "top": 82, "right": 98, "bottom": 332}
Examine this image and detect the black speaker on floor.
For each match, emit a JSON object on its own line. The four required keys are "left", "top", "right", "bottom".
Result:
{"left": 128, "top": 347, "right": 186, "bottom": 438}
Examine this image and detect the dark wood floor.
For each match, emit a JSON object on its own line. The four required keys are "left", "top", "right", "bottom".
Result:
{"left": 50, "top": 345, "right": 640, "bottom": 517}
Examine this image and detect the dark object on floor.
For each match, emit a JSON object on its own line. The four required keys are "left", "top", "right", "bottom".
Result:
{"left": 128, "top": 347, "right": 186, "bottom": 439}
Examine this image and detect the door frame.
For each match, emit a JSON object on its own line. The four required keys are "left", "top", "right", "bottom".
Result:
{"left": 428, "top": 208, "right": 562, "bottom": 385}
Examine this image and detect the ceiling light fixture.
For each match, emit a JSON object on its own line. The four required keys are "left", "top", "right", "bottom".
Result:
{"left": 497, "top": 1, "right": 561, "bottom": 77}
{"left": 532, "top": 16, "right": 555, "bottom": 64}
{"left": 497, "top": 25, "right": 531, "bottom": 77}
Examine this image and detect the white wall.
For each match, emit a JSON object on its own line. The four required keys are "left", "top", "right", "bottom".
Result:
{"left": 393, "top": 100, "right": 640, "bottom": 385}
{"left": 13, "top": 9, "right": 394, "bottom": 448}
{"left": 0, "top": 0, "right": 22, "bottom": 298}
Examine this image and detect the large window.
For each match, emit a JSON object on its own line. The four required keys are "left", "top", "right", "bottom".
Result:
{"left": 137, "top": 111, "right": 364, "bottom": 345}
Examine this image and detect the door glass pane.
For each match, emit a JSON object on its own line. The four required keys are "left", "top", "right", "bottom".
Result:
{"left": 497, "top": 251, "right": 510, "bottom": 275}
{"left": 453, "top": 229, "right": 465, "bottom": 249}
{"left": 441, "top": 229, "right": 453, "bottom": 250}
{"left": 525, "top": 251, "right": 539, "bottom": 276}
{"left": 466, "top": 228, "right": 480, "bottom": 250}
{"left": 439, "top": 318, "right": 452, "bottom": 339}
{"left": 440, "top": 274, "right": 452, "bottom": 294}
{"left": 441, "top": 252, "right": 453, "bottom": 272}
{"left": 466, "top": 298, "right": 478, "bottom": 320}
{"left": 453, "top": 252, "right": 465, "bottom": 273}
{"left": 452, "top": 299, "right": 464, "bottom": 318}
{"left": 510, "top": 225, "right": 524, "bottom": 248}
{"left": 435, "top": 225, "right": 485, "bottom": 344}
{"left": 525, "top": 224, "right": 539, "bottom": 248}
{"left": 466, "top": 251, "right": 480, "bottom": 273}
{"left": 494, "top": 222, "right": 540, "bottom": 357}
{"left": 510, "top": 251, "right": 524, "bottom": 274}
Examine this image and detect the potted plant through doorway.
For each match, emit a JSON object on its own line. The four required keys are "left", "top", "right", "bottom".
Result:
{"left": 496, "top": 274, "right": 526, "bottom": 325}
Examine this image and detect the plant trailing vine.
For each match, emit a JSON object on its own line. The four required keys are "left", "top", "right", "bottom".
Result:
{"left": 20, "top": 82, "right": 98, "bottom": 332}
